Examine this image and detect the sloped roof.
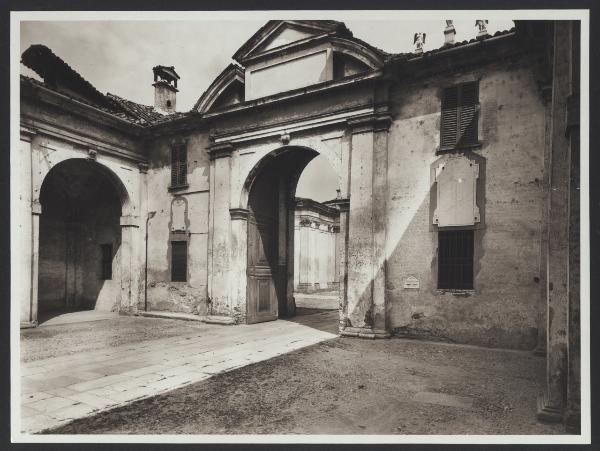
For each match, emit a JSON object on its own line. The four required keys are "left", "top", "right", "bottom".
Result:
{"left": 21, "top": 45, "right": 192, "bottom": 127}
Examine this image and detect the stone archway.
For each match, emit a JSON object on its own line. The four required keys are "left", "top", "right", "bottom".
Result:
{"left": 235, "top": 145, "right": 347, "bottom": 327}
{"left": 36, "top": 158, "right": 131, "bottom": 323}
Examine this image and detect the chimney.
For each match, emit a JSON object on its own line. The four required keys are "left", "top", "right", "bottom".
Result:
{"left": 152, "top": 65, "right": 180, "bottom": 114}
{"left": 444, "top": 20, "right": 456, "bottom": 45}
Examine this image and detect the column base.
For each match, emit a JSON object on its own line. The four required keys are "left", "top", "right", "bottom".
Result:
{"left": 537, "top": 393, "right": 564, "bottom": 423}
{"left": 340, "top": 326, "right": 390, "bottom": 339}
{"left": 20, "top": 321, "right": 38, "bottom": 329}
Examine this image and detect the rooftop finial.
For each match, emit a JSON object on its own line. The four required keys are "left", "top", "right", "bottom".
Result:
{"left": 444, "top": 20, "right": 456, "bottom": 46}
{"left": 475, "top": 20, "right": 489, "bottom": 39}
{"left": 413, "top": 32, "right": 426, "bottom": 54}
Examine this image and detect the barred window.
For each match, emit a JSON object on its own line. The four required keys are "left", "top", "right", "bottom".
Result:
{"left": 100, "top": 244, "right": 112, "bottom": 280}
{"left": 440, "top": 82, "right": 479, "bottom": 150}
{"left": 171, "top": 241, "right": 187, "bottom": 282}
{"left": 438, "top": 230, "right": 474, "bottom": 290}
{"left": 171, "top": 143, "right": 187, "bottom": 188}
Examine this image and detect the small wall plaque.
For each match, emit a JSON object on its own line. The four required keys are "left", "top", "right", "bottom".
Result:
{"left": 403, "top": 276, "right": 420, "bottom": 289}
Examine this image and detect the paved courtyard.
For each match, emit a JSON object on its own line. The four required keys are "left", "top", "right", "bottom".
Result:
{"left": 19, "top": 310, "right": 337, "bottom": 434}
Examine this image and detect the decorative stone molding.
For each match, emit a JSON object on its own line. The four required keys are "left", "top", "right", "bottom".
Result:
{"left": 120, "top": 215, "right": 140, "bottom": 228}
{"left": 20, "top": 126, "right": 36, "bottom": 142}
{"left": 333, "top": 198, "right": 350, "bottom": 212}
{"left": 87, "top": 148, "right": 98, "bottom": 160}
{"left": 229, "top": 208, "right": 249, "bottom": 220}
{"left": 208, "top": 142, "right": 234, "bottom": 160}
{"left": 138, "top": 162, "right": 149, "bottom": 173}
{"left": 31, "top": 200, "right": 42, "bottom": 216}
{"left": 280, "top": 131, "right": 291, "bottom": 145}
{"left": 347, "top": 113, "right": 392, "bottom": 134}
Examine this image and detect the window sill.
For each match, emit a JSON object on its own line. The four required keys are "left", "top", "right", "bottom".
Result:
{"left": 436, "top": 289, "right": 475, "bottom": 296}
{"left": 436, "top": 142, "right": 482, "bottom": 154}
{"left": 168, "top": 184, "right": 189, "bottom": 192}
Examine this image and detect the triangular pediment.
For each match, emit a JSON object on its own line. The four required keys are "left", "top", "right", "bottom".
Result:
{"left": 254, "top": 23, "right": 322, "bottom": 53}
{"left": 233, "top": 20, "right": 349, "bottom": 63}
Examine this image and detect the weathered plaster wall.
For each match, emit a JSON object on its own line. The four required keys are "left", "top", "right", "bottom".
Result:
{"left": 145, "top": 130, "right": 211, "bottom": 314}
{"left": 386, "top": 55, "right": 546, "bottom": 349}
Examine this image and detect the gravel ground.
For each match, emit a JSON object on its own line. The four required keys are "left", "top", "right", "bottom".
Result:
{"left": 21, "top": 316, "right": 208, "bottom": 363}
{"left": 45, "top": 331, "right": 564, "bottom": 435}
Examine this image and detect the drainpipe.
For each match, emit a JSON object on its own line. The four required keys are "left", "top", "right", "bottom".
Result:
{"left": 144, "top": 211, "right": 156, "bottom": 312}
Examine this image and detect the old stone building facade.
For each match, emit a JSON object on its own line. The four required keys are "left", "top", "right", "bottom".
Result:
{"left": 16, "top": 20, "right": 580, "bottom": 429}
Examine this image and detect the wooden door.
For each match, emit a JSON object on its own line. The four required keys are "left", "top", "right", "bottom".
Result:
{"left": 247, "top": 173, "right": 279, "bottom": 324}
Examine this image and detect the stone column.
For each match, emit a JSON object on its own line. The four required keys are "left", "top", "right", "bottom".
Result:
{"left": 537, "top": 21, "right": 572, "bottom": 423}
{"left": 342, "top": 113, "right": 391, "bottom": 338}
{"left": 119, "top": 215, "right": 140, "bottom": 314}
{"left": 207, "top": 143, "right": 234, "bottom": 317}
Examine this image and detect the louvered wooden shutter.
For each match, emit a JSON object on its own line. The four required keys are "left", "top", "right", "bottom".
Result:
{"left": 171, "top": 241, "right": 187, "bottom": 282}
{"left": 458, "top": 82, "right": 479, "bottom": 147}
{"left": 170, "top": 144, "right": 187, "bottom": 187}
{"left": 440, "top": 82, "right": 479, "bottom": 149}
{"left": 440, "top": 86, "right": 459, "bottom": 149}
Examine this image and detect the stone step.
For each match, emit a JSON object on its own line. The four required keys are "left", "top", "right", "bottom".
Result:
{"left": 138, "top": 311, "right": 205, "bottom": 322}
{"left": 138, "top": 311, "right": 236, "bottom": 325}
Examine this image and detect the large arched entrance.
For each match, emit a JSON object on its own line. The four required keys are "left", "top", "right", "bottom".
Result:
{"left": 244, "top": 146, "right": 342, "bottom": 327}
{"left": 37, "top": 159, "right": 129, "bottom": 322}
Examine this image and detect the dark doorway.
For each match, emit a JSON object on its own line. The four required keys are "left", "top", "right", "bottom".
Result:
{"left": 38, "top": 159, "right": 124, "bottom": 322}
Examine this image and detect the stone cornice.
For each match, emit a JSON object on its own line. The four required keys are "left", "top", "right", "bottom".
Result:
{"left": 208, "top": 142, "right": 234, "bottom": 160}
{"left": 21, "top": 117, "right": 147, "bottom": 165}
{"left": 21, "top": 80, "right": 144, "bottom": 136}
{"left": 347, "top": 113, "right": 393, "bottom": 134}
{"left": 330, "top": 198, "right": 350, "bottom": 212}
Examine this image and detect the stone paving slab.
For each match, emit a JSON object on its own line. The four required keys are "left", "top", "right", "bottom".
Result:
{"left": 19, "top": 316, "right": 336, "bottom": 434}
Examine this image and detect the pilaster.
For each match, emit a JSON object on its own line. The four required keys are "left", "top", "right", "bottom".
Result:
{"left": 207, "top": 142, "right": 235, "bottom": 317}
{"left": 343, "top": 113, "right": 392, "bottom": 339}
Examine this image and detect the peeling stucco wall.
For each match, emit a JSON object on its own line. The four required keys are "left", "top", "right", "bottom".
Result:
{"left": 386, "top": 54, "right": 546, "bottom": 349}
{"left": 145, "top": 130, "right": 211, "bottom": 314}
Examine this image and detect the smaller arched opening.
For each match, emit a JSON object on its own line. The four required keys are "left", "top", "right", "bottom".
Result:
{"left": 242, "top": 146, "right": 341, "bottom": 332}
{"left": 37, "top": 159, "right": 129, "bottom": 323}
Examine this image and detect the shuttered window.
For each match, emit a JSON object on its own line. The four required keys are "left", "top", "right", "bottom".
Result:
{"left": 438, "top": 230, "right": 474, "bottom": 290}
{"left": 100, "top": 244, "right": 112, "bottom": 280}
{"left": 440, "top": 82, "right": 479, "bottom": 150}
{"left": 171, "top": 241, "right": 188, "bottom": 282}
{"left": 170, "top": 143, "right": 187, "bottom": 188}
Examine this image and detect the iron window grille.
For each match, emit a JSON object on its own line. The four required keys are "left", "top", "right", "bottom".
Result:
{"left": 438, "top": 230, "right": 474, "bottom": 290}
{"left": 171, "top": 241, "right": 188, "bottom": 282}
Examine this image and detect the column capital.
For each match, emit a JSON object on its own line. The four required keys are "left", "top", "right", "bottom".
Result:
{"left": 208, "top": 142, "right": 234, "bottom": 160}
{"left": 229, "top": 208, "right": 249, "bottom": 221}
{"left": 347, "top": 113, "right": 392, "bottom": 134}
{"left": 120, "top": 215, "right": 140, "bottom": 228}
{"left": 20, "top": 126, "right": 36, "bottom": 142}
{"left": 31, "top": 201, "right": 42, "bottom": 215}
{"left": 138, "top": 162, "right": 149, "bottom": 173}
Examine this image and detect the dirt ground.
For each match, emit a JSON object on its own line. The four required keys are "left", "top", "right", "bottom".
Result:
{"left": 45, "top": 323, "right": 564, "bottom": 435}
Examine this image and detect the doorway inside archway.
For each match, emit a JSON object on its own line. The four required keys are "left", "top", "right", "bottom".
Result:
{"left": 245, "top": 148, "right": 341, "bottom": 333}
{"left": 37, "top": 159, "right": 125, "bottom": 324}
